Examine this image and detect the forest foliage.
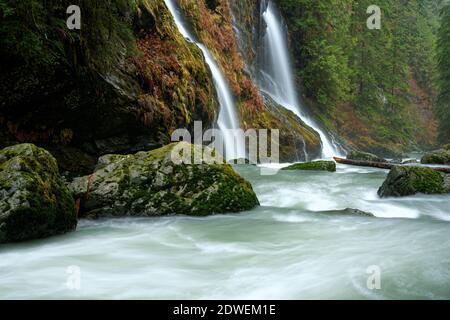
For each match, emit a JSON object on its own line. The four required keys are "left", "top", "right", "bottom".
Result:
{"left": 278, "top": 0, "right": 448, "bottom": 151}
{"left": 436, "top": 2, "right": 450, "bottom": 144}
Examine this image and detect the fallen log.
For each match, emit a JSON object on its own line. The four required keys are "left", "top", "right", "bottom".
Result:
{"left": 333, "top": 157, "right": 450, "bottom": 173}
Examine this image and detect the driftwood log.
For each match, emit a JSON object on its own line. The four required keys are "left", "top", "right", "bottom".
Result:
{"left": 333, "top": 157, "right": 450, "bottom": 174}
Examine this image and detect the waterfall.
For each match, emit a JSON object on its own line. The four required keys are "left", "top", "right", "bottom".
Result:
{"left": 164, "top": 0, "right": 245, "bottom": 160}
{"left": 259, "top": 0, "right": 341, "bottom": 159}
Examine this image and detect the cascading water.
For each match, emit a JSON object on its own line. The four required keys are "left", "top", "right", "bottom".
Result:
{"left": 164, "top": 0, "right": 245, "bottom": 160}
{"left": 259, "top": 0, "right": 341, "bottom": 158}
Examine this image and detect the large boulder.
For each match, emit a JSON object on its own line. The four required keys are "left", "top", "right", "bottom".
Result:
{"left": 421, "top": 149, "right": 450, "bottom": 165}
{"left": 282, "top": 161, "right": 336, "bottom": 172}
{"left": 0, "top": 144, "right": 77, "bottom": 243}
{"left": 347, "top": 150, "right": 387, "bottom": 163}
{"left": 378, "top": 166, "right": 450, "bottom": 198}
{"left": 69, "top": 142, "right": 259, "bottom": 218}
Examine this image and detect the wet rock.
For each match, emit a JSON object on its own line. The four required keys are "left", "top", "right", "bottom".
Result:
{"left": 282, "top": 161, "right": 336, "bottom": 172}
{"left": 421, "top": 149, "right": 450, "bottom": 165}
{"left": 321, "top": 208, "right": 374, "bottom": 217}
{"left": 402, "top": 159, "right": 420, "bottom": 164}
{"left": 0, "top": 144, "right": 77, "bottom": 244}
{"left": 378, "top": 166, "right": 450, "bottom": 197}
{"left": 69, "top": 142, "right": 259, "bottom": 218}
{"left": 347, "top": 150, "right": 387, "bottom": 163}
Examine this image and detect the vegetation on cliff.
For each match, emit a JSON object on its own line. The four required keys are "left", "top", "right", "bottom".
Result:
{"left": 278, "top": 0, "right": 442, "bottom": 155}
{"left": 436, "top": 2, "right": 450, "bottom": 144}
{"left": 0, "top": 0, "right": 218, "bottom": 173}
{"left": 176, "top": 0, "right": 323, "bottom": 161}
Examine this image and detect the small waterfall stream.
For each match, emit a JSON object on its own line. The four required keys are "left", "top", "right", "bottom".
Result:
{"left": 164, "top": 0, "right": 245, "bottom": 160}
{"left": 259, "top": 0, "right": 341, "bottom": 158}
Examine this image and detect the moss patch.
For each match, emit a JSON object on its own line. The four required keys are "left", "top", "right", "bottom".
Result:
{"left": 421, "top": 149, "right": 450, "bottom": 165}
{"left": 378, "top": 166, "right": 450, "bottom": 197}
{"left": 0, "top": 144, "right": 77, "bottom": 243}
{"left": 282, "top": 161, "right": 336, "bottom": 172}
{"left": 69, "top": 142, "right": 259, "bottom": 218}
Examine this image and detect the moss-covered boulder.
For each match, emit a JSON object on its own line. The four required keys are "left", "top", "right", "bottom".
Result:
{"left": 69, "top": 142, "right": 259, "bottom": 218}
{"left": 0, "top": 144, "right": 77, "bottom": 243}
{"left": 282, "top": 161, "right": 336, "bottom": 172}
{"left": 347, "top": 150, "right": 387, "bottom": 163}
{"left": 421, "top": 149, "right": 450, "bottom": 165}
{"left": 378, "top": 166, "right": 450, "bottom": 198}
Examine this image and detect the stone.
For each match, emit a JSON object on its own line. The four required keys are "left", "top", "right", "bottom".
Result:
{"left": 0, "top": 144, "right": 77, "bottom": 243}
{"left": 69, "top": 142, "right": 259, "bottom": 218}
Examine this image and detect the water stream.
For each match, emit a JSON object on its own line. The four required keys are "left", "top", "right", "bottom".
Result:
{"left": 259, "top": 0, "right": 342, "bottom": 158}
{"left": 164, "top": 0, "right": 245, "bottom": 160}
{"left": 1, "top": 163, "right": 449, "bottom": 299}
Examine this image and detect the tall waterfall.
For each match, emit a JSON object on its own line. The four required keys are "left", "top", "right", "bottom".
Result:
{"left": 164, "top": 0, "right": 245, "bottom": 160}
{"left": 259, "top": 0, "right": 341, "bottom": 158}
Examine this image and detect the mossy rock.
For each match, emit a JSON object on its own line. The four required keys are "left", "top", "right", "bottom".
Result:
{"left": 321, "top": 208, "right": 374, "bottom": 217}
{"left": 282, "top": 161, "right": 336, "bottom": 172}
{"left": 378, "top": 166, "right": 450, "bottom": 198}
{"left": 421, "top": 149, "right": 450, "bottom": 165}
{"left": 0, "top": 144, "right": 77, "bottom": 243}
{"left": 241, "top": 93, "right": 322, "bottom": 162}
{"left": 347, "top": 150, "right": 387, "bottom": 163}
{"left": 69, "top": 142, "right": 259, "bottom": 218}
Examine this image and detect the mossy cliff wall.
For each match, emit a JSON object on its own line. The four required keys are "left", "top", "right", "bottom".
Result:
{"left": 177, "top": 0, "right": 322, "bottom": 160}
{"left": 0, "top": 0, "right": 218, "bottom": 173}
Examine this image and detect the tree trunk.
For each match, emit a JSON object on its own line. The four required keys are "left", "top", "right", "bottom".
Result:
{"left": 333, "top": 157, "right": 450, "bottom": 173}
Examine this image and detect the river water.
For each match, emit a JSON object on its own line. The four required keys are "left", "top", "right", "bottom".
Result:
{"left": 1, "top": 163, "right": 449, "bottom": 299}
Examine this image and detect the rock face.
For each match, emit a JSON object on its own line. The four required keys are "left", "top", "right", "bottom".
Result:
{"left": 421, "top": 149, "right": 450, "bottom": 165}
{"left": 378, "top": 166, "right": 450, "bottom": 197}
{"left": 69, "top": 143, "right": 259, "bottom": 218}
{"left": 0, "top": 1, "right": 218, "bottom": 174}
{"left": 321, "top": 208, "right": 374, "bottom": 217}
{"left": 282, "top": 161, "right": 336, "bottom": 172}
{"left": 402, "top": 159, "right": 420, "bottom": 164}
{"left": 347, "top": 150, "right": 387, "bottom": 163}
{"left": 0, "top": 144, "right": 77, "bottom": 243}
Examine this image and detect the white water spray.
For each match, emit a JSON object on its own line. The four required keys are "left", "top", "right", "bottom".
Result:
{"left": 164, "top": 0, "right": 245, "bottom": 160}
{"left": 260, "top": 1, "right": 340, "bottom": 158}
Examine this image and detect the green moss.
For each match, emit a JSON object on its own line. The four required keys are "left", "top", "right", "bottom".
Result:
{"left": 408, "top": 167, "right": 445, "bottom": 194}
{"left": 421, "top": 149, "right": 450, "bottom": 165}
{"left": 282, "top": 161, "right": 336, "bottom": 172}
{"left": 378, "top": 165, "right": 449, "bottom": 197}
{"left": 71, "top": 142, "right": 259, "bottom": 218}
{"left": 0, "top": 144, "right": 77, "bottom": 243}
{"left": 347, "top": 150, "right": 386, "bottom": 162}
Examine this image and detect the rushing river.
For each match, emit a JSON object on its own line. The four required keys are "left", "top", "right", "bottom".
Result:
{"left": 1, "top": 163, "right": 450, "bottom": 299}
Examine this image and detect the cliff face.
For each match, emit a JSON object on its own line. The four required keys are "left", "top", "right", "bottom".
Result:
{"left": 0, "top": 0, "right": 323, "bottom": 167}
{"left": 0, "top": 0, "right": 218, "bottom": 173}
{"left": 177, "top": 0, "right": 321, "bottom": 160}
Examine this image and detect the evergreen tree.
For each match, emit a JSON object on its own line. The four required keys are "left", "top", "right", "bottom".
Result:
{"left": 436, "top": 2, "right": 450, "bottom": 144}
